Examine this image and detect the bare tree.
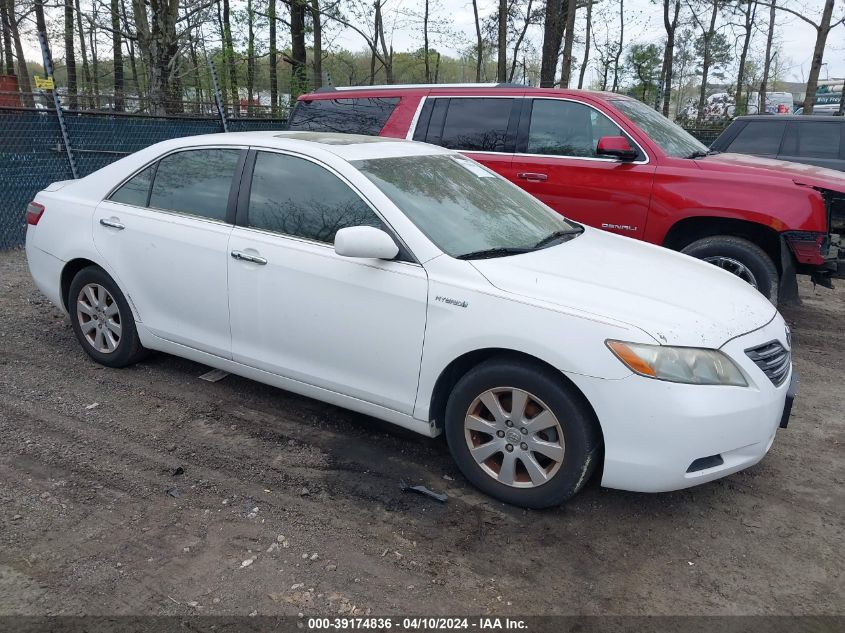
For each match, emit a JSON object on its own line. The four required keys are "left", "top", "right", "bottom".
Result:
{"left": 497, "top": 0, "right": 507, "bottom": 81}
{"left": 2, "top": 0, "right": 34, "bottom": 105}
{"left": 559, "top": 0, "right": 577, "bottom": 86}
{"left": 540, "top": 0, "right": 564, "bottom": 86}
{"left": 659, "top": 0, "right": 681, "bottom": 115}
{"left": 732, "top": 0, "right": 756, "bottom": 115}
{"left": 222, "top": 0, "right": 239, "bottom": 110}
{"left": 690, "top": 0, "right": 723, "bottom": 123}
{"left": 472, "top": 0, "right": 483, "bottom": 81}
{"left": 269, "top": 0, "right": 277, "bottom": 107}
{"left": 65, "top": 0, "right": 78, "bottom": 108}
{"left": 247, "top": 0, "right": 255, "bottom": 111}
{"left": 290, "top": 0, "right": 308, "bottom": 95}
{"left": 577, "top": 0, "right": 592, "bottom": 88}
{"left": 111, "top": 0, "right": 124, "bottom": 111}
{"left": 759, "top": 0, "right": 775, "bottom": 111}
{"left": 311, "top": 0, "right": 322, "bottom": 88}
{"left": 509, "top": 0, "right": 535, "bottom": 81}
{"left": 74, "top": 0, "right": 92, "bottom": 104}
{"left": 611, "top": 0, "right": 623, "bottom": 91}
{"left": 767, "top": 0, "right": 844, "bottom": 114}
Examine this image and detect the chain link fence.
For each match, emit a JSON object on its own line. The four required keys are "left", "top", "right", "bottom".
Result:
{"left": 0, "top": 101, "right": 286, "bottom": 250}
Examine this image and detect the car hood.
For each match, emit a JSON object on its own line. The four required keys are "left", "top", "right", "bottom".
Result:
{"left": 697, "top": 152, "right": 845, "bottom": 192}
{"left": 469, "top": 228, "right": 777, "bottom": 349}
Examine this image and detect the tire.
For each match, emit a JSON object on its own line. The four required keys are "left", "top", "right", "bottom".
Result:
{"left": 68, "top": 266, "right": 148, "bottom": 368}
{"left": 681, "top": 235, "right": 779, "bottom": 304}
{"left": 444, "top": 357, "right": 601, "bottom": 509}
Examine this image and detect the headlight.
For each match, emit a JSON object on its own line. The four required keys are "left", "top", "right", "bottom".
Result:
{"left": 606, "top": 340, "right": 747, "bottom": 387}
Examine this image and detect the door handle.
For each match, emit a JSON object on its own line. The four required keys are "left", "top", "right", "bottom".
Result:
{"left": 517, "top": 172, "right": 548, "bottom": 182}
{"left": 99, "top": 218, "right": 125, "bottom": 230}
{"left": 231, "top": 250, "right": 267, "bottom": 265}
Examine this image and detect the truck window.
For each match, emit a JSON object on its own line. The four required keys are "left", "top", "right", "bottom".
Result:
{"left": 288, "top": 97, "right": 400, "bottom": 135}
{"left": 727, "top": 121, "right": 787, "bottom": 155}
{"left": 526, "top": 99, "right": 624, "bottom": 157}
{"left": 436, "top": 98, "right": 513, "bottom": 152}
{"left": 781, "top": 122, "right": 841, "bottom": 159}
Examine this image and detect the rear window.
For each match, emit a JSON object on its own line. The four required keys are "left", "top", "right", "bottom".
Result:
{"left": 287, "top": 97, "right": 400, "bottom": 135}
{"left": 727, "top": 121, "right": 787, "bottom": 155}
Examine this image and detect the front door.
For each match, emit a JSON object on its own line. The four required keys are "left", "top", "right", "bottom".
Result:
{"left": 510, "top": 98, "right": 656, "bottom": 239}
{"left": 227, "top": 150, "right": 428, "bottom": 414}
{"left": 94, "top": 147, "right": 244, "bottom": 357}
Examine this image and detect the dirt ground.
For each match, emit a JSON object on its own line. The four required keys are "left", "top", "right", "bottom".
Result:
{"left": 0, "top": 247, "right": 843, "bottom": 617}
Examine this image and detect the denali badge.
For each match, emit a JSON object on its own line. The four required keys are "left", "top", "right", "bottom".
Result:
{"left": 602, "top": 223, "right": 638, "bottom": 232}
{"left": 435, "top": 296, "right": 468, "bottom": 308}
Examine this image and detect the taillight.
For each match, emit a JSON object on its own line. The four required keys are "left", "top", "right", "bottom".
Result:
{"left": 26, "top": 202, "right": 45, "bottom": 226}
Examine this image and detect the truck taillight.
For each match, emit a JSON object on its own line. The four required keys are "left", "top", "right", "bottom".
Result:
{"left": 783, "top": 231, "right": 827, "bottom": 266}
{"left": 26, "top": 202, "right": 45, "bottom": 226}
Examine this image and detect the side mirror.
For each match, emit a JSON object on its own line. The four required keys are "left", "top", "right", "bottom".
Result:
{"left": 596, "top": 135, "right": 639, "bottom": 161}
{"left": 334, "top": 226, "right": 399, "bottom": 260}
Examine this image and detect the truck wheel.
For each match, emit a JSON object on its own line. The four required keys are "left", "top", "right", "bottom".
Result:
{"left": 681, "top": 236, "right": 779, "bottom": 304}
{"left": 444, "top": 357, "right": 601, "bottom": 509}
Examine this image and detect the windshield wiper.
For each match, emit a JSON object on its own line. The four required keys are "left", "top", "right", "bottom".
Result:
{"left": 456, "top": 247, "right": 532, "bottom": 260}
{"left": 532, "top": 226, "right": 585, "bottom": 249}
{"left": 686, "top": 149, "right": 720, "bottom": 159}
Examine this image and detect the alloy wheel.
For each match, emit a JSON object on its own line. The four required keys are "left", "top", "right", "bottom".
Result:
{"left": 76, "top": 283, "right": 122, "bottom": 354}
{"left": 702, "top": 255, "right": 758, "bottom": 288}
{"left": 464, "top": 387, "right": 565, "bottom": 488}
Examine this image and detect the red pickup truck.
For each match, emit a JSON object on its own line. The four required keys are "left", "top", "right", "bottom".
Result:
{"left": 289, "top": 84, "right": 845, "bottom": 303}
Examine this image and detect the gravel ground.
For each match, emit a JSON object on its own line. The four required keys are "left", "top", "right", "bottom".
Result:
{"left": 0, "top": 248, "right": 843, "bottom": 616}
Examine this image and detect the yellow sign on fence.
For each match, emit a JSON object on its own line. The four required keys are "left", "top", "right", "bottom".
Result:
{"left": 34, "top": 76, "right": 54, "bottom": 90}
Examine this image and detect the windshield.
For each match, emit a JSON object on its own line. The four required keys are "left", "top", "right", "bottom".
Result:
{"left": 352, "top": 154, "right": 579, "bottom": 258}
{"left": 612, "top": 98, "right": 709, "bottom": 158}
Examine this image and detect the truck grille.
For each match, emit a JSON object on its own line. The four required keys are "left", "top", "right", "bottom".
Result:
{"left": 745, "top": 341, "right": 791, "bottom": 386}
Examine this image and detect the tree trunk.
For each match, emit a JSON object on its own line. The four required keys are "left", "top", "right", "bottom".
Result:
{"left": 90, "top": 3, "right": 100, "bottom": 108}
{"left": 268, "top": 0, "right": 277, "bottom": 109}
{"left": 497, "top": 0, "right": 507, "bottom": 82}
{"left": 120, "top": 0, "right": 140, "bottom": 96}
{"left": 759, "top": 0, "right": 775, "bottom": 112}
{"left": 660, "top": 0, "right": 680, "bottom": 116}
{"left": 423, "top": 0, "right": 430, "bottom": 82}
{"left": 577, "top": 0, "right": 592, "bottom": 89}
{"left": 290, "top": 0, "right": 308, "bottom": 100}
{"left": 559, "top": 0, "right": 577, "bottom": 87}
{"left": 374, "top": 1, "right": 393, "bottom": 83}
{"left": 311, "top": 0, "right": 322, "bottom": 89}
{"left": 111, "top": 0, "right": 124, "bottom": 111}
{"left": 222, "top": 0, "right": 238, "bottom": 113}
{"left": 802, "top": 0, "right": 835, "bottom": 114}
{"left": 472, "top": 0, "right": 483, "bottom": 82}
{"left": 4, "top": 0, "right": 33, "bottom": 105}
{"left": 612, "top": 0, "right": 623, "bottom": 91}
{"left": 34, "top": 0, "right": 55, "bottom": 106}
{"left": 0, "top": 0, "right": 11, "bottom": 76}
{"left": 540, "top": 0, "right": 564, "bottom": 87}
{"left": 734, "top": 0, "right": 754, "bottom": 115}
{"left": 246, "top": 0, "right": 255, "bottom": 112}
{"left": 74, "top": 0, "right": 91, "bottom": 106}
{"left": 64, "top": 0, "right": 77, "bottom": 108}
{"left": 696, "top": 0, "right": 719, "bottom": 124}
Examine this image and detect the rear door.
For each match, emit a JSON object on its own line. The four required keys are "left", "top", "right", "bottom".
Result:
{"left": 778, "top": 120, "right": 845, "bottom": 171}
{"left": 510, "top": 97, "right": 656, "bottom": 239}
{"left": 94, "top": 147, "right": 244, "bottom": 358}
{"left": 412, "top": 96, "right": 521, "bottom": 179}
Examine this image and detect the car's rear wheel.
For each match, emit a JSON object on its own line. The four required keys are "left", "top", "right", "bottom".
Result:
{"left": 444, "top": 358, "right": 601, "bottom": 509}
{"left": 681, "top": 235, "right": 779, "bottom": 304}
{"left": 68, "top": 266, "right": 147, "bottom": 368}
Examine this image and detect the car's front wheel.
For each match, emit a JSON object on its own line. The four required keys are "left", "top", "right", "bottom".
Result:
{"left": 444, "top": 358, "right": 601, "bottom": 509}
{"left": 681, "top": 235, "right": 779, "bottom": 303}
{"left": 68, "top": 266, "right": 147, "bottom": 368}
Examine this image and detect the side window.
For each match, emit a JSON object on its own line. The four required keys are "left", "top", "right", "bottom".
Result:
{"left": 109, "top": 165, "right": 154, "bottom": 206}
{"left": 727, "top": 121, "right": 786, "bottom": 155}
{"left": 438, "top": 98, "right": 513, "bottom": 152}
{"left": 287, "top": 97, "right": 400, "bottom": 135}
{"left": 247, "top": 151, "right": 386, "bottom": 244}
{"left": 781, "top": 122, "right": 841, "bottom": 159}
{"left": 149, "top": 149, "right": 241, "bottom": 221}
{"left": 527, "top": 99, "right": 624, "bottom": 157}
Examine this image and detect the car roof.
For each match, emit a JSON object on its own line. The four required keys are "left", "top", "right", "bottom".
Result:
{"left": 733, "top": 114, "right": 844, "bottom": 122}
{"left": 156, "top": 130, "right": 453, "bottom": 161}
{"left": 301, "top": 84, "right": 626, "bottom": 102}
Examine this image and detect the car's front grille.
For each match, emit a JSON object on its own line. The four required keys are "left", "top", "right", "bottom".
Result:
{"left": 745, "top": 341, "right": 791, "bottom": 386}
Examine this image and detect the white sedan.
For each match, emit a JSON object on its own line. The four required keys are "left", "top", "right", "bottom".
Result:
{"left": 25, "top": 131, "right": 796, "bottom": 508}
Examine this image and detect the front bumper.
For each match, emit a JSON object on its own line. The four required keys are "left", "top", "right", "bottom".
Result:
{"left": 567, "top": 315, "right": 794, "bottom": 493}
